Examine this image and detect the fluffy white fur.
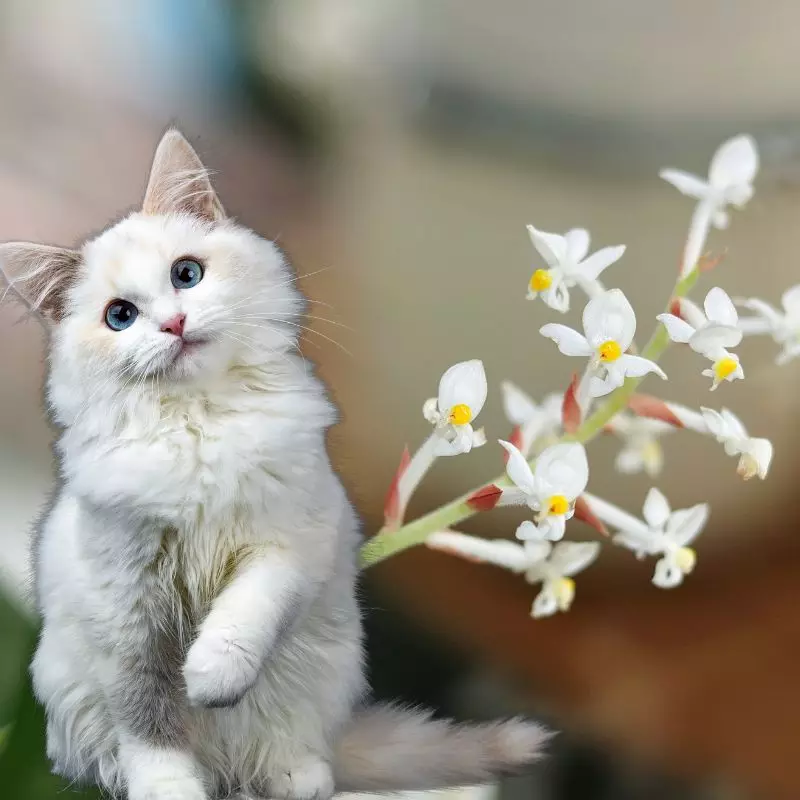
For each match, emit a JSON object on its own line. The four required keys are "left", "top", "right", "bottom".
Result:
{"left": 1, "top": 131, "right": 548, "bottom": 799}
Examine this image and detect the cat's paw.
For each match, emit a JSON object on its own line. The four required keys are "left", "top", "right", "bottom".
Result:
{"left": 125, "top": 753, "right": 207, "bottom": 800}
{"left": 128, "top": 774, "right": 207, "bottom": 800}
{"left": 183, "top": 632, "right": 261, "bottom": 708}
{"left": 270, "top": 757, "right": 335, "bottom": 800}
{"left": 122, "top": 743, "right": 206, "bottom": 800}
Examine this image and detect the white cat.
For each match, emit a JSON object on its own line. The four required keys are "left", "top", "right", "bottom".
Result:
{"left": 0, "top": 130, "right": 547, "bottom": 800}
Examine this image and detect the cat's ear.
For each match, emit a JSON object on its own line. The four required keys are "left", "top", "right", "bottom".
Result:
{"left": 142, "top": 129, "right": 225, "bottom": 222}
{"left": 0, "top": 242, "right": 82, "bottom": 322}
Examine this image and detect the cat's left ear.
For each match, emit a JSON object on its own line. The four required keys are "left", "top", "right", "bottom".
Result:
{"left": 0, "top": 242, "right": 82, "bottom": 323}
{"left": 142, "top": 129, "right": 226, "bottom": 222}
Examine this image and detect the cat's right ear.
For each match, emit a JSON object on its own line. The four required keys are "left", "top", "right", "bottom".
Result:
{"left": 142, "top": 129, "right": 226, "bottom": 222}
{"left": 0, "top": 242, "right": 82, "bottom": 323}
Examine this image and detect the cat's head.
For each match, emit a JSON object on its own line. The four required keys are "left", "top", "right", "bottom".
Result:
{"left": 0, "top": 130, "right": 303, "bottom": 408}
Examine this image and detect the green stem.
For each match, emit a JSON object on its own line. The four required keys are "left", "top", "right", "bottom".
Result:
{"left": 359, "top": 268, "right": 699, "bottom": 568}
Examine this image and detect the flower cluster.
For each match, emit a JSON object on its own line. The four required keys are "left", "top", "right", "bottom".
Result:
{"left": 366, "top": 134, "right": 785, "bottom": 621}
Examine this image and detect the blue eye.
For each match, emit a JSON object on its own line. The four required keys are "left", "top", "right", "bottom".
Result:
{"left": 171, "top": 258, "right": 204, "bottom": 289}
{"left": 104, "top": 300, "right": 138, "bottom": 331}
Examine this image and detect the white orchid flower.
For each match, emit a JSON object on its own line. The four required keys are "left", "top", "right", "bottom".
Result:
{"left": 657, "top": 287, "right": 744, "bottom": 389}
{"left": 540, "top": 289, "right": 667, "bottom": 398}
{"left": 497, "top": 439, "right": 589, "bottom": 542}
{"left": 607, "top": 413, "right": 674, "bottom": 477}
{"left": 661, "top": 135, "right": 759, "bottom": 276}
{"left": 736, "top": 285, "right": 800, "bottom": 365}
{"left": 500, "top": 381, "right": 563, "bottom": 456}
{"left": 700, "top": 407, "right": 773, "bottom": 480}
{"left": 526, "top": 225, "right": 625, "bottom": 313}
{"left": 426, "top": 531, "right": 600, "bottom": 618}
{"left": 585, "top": 489, "right": 709, "bottom": 589}
{"left": 423, "top": 360, "right": 488, "bottom": 456}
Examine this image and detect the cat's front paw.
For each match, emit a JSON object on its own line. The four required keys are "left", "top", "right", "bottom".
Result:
{"left": 183, "top": 632, "right": 261, "bottom": 708}
{"left": 270, "top": 757, "right": 335, "bottom": 800}
{"left": 128, "top": 774, "right": 207, "bottom": 800}
{"left": 123, "top": 745, "right": 207, "bottom": 800}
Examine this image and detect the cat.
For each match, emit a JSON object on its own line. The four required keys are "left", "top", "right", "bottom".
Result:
{"left": 0, "top": 130, "right": 548, "bottom": 800}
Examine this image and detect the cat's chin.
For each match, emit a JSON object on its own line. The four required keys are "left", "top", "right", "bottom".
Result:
{"left": 160, "top": 338, "right": 221, "bottom": 382}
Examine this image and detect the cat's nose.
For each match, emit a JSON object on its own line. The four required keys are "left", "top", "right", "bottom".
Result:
{"left": 160, "top": 313, "right": 186, "bottom": 337}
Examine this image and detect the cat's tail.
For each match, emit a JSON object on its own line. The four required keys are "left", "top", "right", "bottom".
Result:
{"left": 332, "top": 704, "right": 551, "bottom": 793}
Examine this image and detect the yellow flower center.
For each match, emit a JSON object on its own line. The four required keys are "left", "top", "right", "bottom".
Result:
{"left": 448, "top": 403, "right": 472, "bottom": 426}
{"left": 675, "top": 547, "right": 696, "bottom": 573}
{"left": 529, "top": 269, "right": 553, "bottom": 292}
{"left": 554, "top": 577, "right": 575, "bottom": 611}
{"left": 547, "top": 494, "right": 570, "bottom": 516}
{"left": 598, "top": 340, "right": 622, "bottom": 362}
{"left": 713, "top": 357, "right": 738, "bottom": 380}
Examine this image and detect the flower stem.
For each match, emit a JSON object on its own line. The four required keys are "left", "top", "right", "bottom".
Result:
{"left": 359, "top": 268, "right": 699, "bottom": 568}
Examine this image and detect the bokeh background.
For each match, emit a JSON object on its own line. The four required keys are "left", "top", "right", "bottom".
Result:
{"left": 1, "top": 2, "right": 799, "bottom": 798}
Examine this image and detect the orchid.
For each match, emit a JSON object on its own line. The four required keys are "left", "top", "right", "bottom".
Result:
{"left": 657, "top": 287, "right": 744, "bottom": 389}
{"left": 426, "top": 531, "right": 600, "bottom": 618}
{"left": 498, "top": 440, "right": 589, "bottom": 542}
{"left": 540, "top": 289, "right": 667, "bottom": 397}
{"left": 526, "top": 225, "right": 626, "bottom": 313}
{"left": 358, "top": 132, "right": 786, "bottom": 626}
{"left": 500, "top": 381, "right": 562, "bottom": 457}
{"left": 586, "top": 489, "right": 709, "bottom": 588}
{"left": 606, "top": 412, "right": 674, "bottom": 477}
{"left": 736, "top": 285, "right": 800, "bottom": 365}
{"left": 700, "top": 407, "right": 773, "bottom": 480}
{"left": 423, "top": 360, "right": 488, "bottom": 456}
{"left": 661, "top": 135, "right": 759, "bottom": 276}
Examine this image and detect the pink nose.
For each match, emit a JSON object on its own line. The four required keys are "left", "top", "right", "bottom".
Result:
{"left": 160, "top": 314, "right": 186, "bottom": 337}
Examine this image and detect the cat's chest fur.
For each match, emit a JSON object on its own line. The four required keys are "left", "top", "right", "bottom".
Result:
{"left": 61, "top": 366, "right": 334, "bottom": 530}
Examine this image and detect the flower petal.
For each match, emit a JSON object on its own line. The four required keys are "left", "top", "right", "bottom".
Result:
{"left": 434, "top": 428, "right": 471, "bottom": 457}
{"left": 527, "top": 224, "right": 567, "bottom": 268}
{"left": 781, "top": 284, "right": 800, "bottom": 316}
{"left": 426, "top": 531, "right": 531, "bottom": 572}
{"left": 539, "top": 514, "right": 567, "bottom": 542}
{"left": 498, "top": 439, "right": 536, "bottom": 494}
{"left": 680, "top": 298, "right": 709, "bottom": 329}
{"left": 542, "top": 278, "right": 571, "bottom": 313}
{"left": 618, "top": 354, "right": 667, "bottom": 380}
{"left": 642, "top": 487, "right": 671, "bottom": 528}
{"left": 549, "top": 541, "right": 601, "bottom": 577}
{"left": 539, "top": 323, "right": 592, "bottom": 357}
{"left": 589, "top": 372, "right": 620, "bottom": 398}
{"left": 438, "top": 359, "right": 487, "bottom": 418}
{"left": 578, "top": 245, "right": 626, "bottom": 281}
{"left": 516, "top": 519, "right": 545, "bottom": 542}
{"left": 582, "top": 288, "right": 637, "bottom": 349}
{"left": 564, "top": 228, "right": 590, "bottom": 262}
{"left": 689, "top": 324, "right": 743, "bottom": 357}
{"left": 653, "top": 556, "right": 685, "bottom": 589}
{"left": 737, "top": 297, "right": 782, "bottom": 328}
{"left": 719, "top": 407, "right": 748, "bottom": 438}
{"left": 523, "top": 539, "right": 553, "bottom": 565}
{"left": 704, "top": 287, "right": 738, "bottom": 326}
{"left": 659, "top": 168, "right": 709, "bottom": 199}
{"left": 657, "top": 313, "right": 696, "bottom": 343}
{"left": 739, "top": 438, "right": 773, "bottom": 480}
{"left": 666, "top": 503, "right": 709, "bottom": 546}
{"left": 534, "top": 442, "right": 589, "bottom": 499}
{"left": 682, "top": 201, "right": 713, "bottom": 277}
{"left": 615, "top": 445, "right": 645, "bottom": 475}
{"left": 531, "top": 586, "right": 558, "bottom": 618}
{"left": 501, "top": 380, "right": 540, "bottom": 426}
{"left": 708, "top": 134, "right": 759, "bottom": 189}
{"left": 423, "top": 397, "right": 440, "bottom": 424}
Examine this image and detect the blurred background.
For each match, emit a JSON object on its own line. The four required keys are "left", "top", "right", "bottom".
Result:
{"left": 1, "top": 1, "right": 799, "bottom": 797}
